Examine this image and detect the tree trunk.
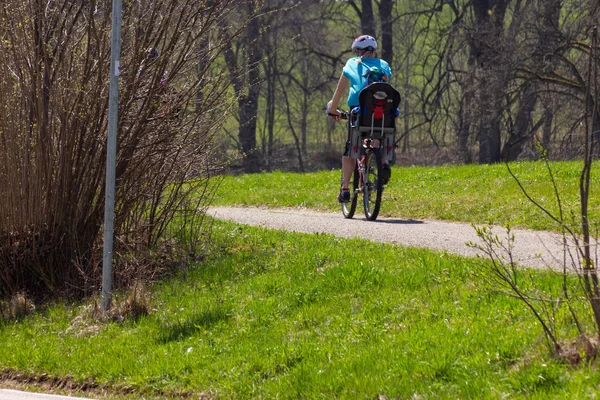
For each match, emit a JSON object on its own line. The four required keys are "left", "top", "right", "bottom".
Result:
{"left": 471, "top": 0, "right": 508, "bottom": 164}
{"left": 457, "top": 96, "right": 473, "bottom": 164}
{"left": 502, "top": 0, "right": 561, "bottom": 161}
{"left": 402, "top": 47, "right": 410, "bottom": 153}
{"left": 222, "top": 2, "right": 263, "bottom": 173}
{"left": 266, "top": 50, "right": 276, "bottom": 170}
{"left": 241, "top": 5, "right": 262, "bottom": 173}
{"left": 361, "top": 0, "right": 376, "bottom": 36}
{"left": 477, "top": 73, "right": 503, "bottom": 164}
{"left": 539, "top": 0, "right": 560, "bottom": 157}
{"left": 239, "top": 92, "right": 260, "bottom": 172}
{"left": 301, "top": 55, "right": 309, "bottom": 154}
{"left": 379, "top": 0, "right": 393, "bottom": 64}
{"left": 541, "top": 103, "right": 553, "bottom": 155}
{"left": 502, "top": 83, "right": 536, "bottom": 160}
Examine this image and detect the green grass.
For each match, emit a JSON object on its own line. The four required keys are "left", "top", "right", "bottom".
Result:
{"left": 214, "top": 160, "right": 599, "bottom": 232}
{"left": 2, "top": 160, "right": 600, "bottom": 398}
{"left": 2, "top": 221, "right": 600, "bottom": 399}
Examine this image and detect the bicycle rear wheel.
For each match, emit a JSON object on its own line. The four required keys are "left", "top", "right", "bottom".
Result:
{"left": 342, "top": 162, "right": 359, "bottom": 218}
{"left": 363, "top": 149, "right": 383, "bottom": 221}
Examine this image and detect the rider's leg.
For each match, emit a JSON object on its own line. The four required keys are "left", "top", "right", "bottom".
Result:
{"left": 380, "top": 139, "right": 391, "bottom": 184}
{"left": 381, "top": 111, "right": 400, "bottom": 183}
{"left": 338, "top": 155, "right": 355, "bottom": 203}
{"left": 341, "top": 156, "right": 355, "bottom": 188}
{"left": 339, "top": 121, "right": 356, "bottom": 202}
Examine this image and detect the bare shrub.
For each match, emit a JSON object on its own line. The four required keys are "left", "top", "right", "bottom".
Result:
{"left": 471, "top": 150, "right": 600, "bottom": 363}
{"left": 0, "top": 0, "right": 250, "bottom": 300}
{"left": 469, "top": 20, "right": 600, "bottom": 366}
{"left": 0, "top": 293, "right": 35, "bottom": 321}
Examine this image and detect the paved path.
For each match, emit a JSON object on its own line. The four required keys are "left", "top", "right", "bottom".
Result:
{"left": 0, "top": 389, "right": 90, "bottom": 400}
{"left": 207, "top": 206, "right": 579, "bottom": 271}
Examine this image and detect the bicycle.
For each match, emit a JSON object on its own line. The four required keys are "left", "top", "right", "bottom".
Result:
{"left": 330, "top": 111, "right": 385, "bottom": 221}
{"left": 328, "top": 82, "right": 401, "bottom": 222}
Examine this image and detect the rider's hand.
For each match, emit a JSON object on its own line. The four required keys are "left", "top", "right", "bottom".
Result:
{"left": 326, "top": 100, "right": 341, "bottom": 121}
{"left": 329, "top": 110, "right": 341, "bottom": 121}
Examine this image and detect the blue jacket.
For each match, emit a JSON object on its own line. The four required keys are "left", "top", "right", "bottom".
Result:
{"left": 342, "top": 57, "right": 392, "bottom": 107}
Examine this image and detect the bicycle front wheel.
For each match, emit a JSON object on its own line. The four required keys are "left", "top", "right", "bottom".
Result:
{"left": 342, "top": 162, "right": 359, "bottom": 219}
{"left": 363, "top": 149, "right": 383, "bottom": 221}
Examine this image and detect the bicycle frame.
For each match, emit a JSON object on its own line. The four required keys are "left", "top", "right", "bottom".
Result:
{"left": 356, "top": 138, "right": 378, "bottom": 191}
{"left": 333, "top": 109, "right": 387, "bottom": 221}
{"left": 342, "top": 134, "right": 384, "bottom": 221}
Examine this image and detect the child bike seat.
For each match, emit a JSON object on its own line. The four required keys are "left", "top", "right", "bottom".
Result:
{"left": 356, "top": 82, "right": 401, "bottom": 137}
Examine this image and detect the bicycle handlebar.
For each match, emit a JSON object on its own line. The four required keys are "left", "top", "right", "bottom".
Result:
{"left": 328, "top": 112, "right": 348, "bottom": 120}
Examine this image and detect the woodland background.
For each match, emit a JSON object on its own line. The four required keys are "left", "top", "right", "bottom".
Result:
{"left": 224, "top": 0, "right": 599, "bottom": 172}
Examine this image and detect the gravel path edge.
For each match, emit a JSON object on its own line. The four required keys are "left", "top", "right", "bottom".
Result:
{"left": 207, "top": 206, "right": 571, "bottom": 271}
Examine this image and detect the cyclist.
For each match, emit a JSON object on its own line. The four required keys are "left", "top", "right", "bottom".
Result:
{"left": 327, "top": 35, "right": 393, "bottom": 203}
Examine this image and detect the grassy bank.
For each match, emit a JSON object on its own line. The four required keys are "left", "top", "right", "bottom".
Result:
{"left": 1, "top": 220, "right": 598, "bottom": 399}
{"left": 213, "top": 160, "right": 598, "bottom": 232}
{"left": 1, "top": 160, "right": 600, "bottom": 398}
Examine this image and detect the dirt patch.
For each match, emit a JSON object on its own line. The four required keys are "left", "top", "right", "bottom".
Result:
{"left": 555, "top": 335, "right": 600, "bottom": 366}
{"left": 0, "top": 368, "right": 212, "bottom": 399}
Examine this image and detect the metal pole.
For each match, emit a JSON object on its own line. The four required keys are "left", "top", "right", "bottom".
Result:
{"left": 102, "top": 0, "right": 122, "bottom": 312}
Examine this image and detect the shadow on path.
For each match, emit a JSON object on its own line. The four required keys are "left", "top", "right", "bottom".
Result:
{"left": 372, "top": 218, "right": 424, "bottom": 225}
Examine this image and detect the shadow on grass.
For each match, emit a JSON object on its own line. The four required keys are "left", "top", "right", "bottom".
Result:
{"left": 157, "top": 307, "right": 231, "bottom": 343}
